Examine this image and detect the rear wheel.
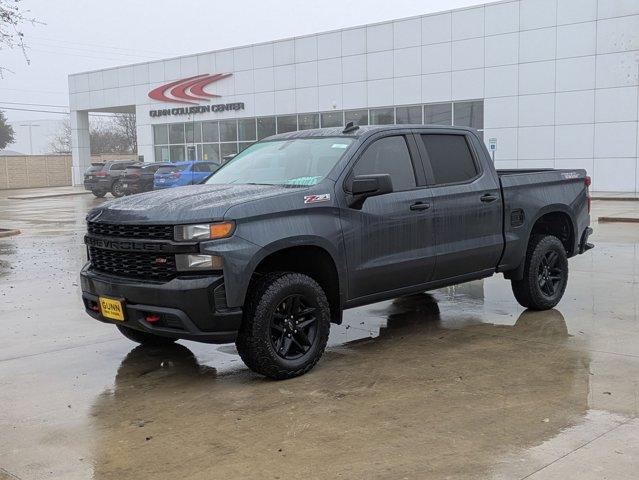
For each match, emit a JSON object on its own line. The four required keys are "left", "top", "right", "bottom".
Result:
{"left": 92, "top": 190, "right": 106, "bottom": 198}
{"left": 511, "top": 235, "right": 568, "bottom": 310}
{"left": 235, "top": 272, "right": 330, "bottom": 380}
{"left": 111, "top": 180, "right": 125, "bottom": 198}
{"left": 116, "top": 324, "right": 177, "bottom": 346}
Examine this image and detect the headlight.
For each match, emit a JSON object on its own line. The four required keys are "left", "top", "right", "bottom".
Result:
{"left": 175, "top": 254, "right": 223, "bottom": 271}
{"left": 174, "top": 222, "right": 235, "bottom": 241}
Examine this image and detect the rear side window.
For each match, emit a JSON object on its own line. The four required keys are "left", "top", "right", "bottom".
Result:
{"left": 157, "top": 165, "right": 188, "bottom": 174}
{"left": 109, "top": 163, "right": 129, "bottom": 171}
{"left": 193, "top": 163, "right": 214, "bottom": 172}
{"left": 420, "top": 134, "right": 478, "bottom": 185}
{"left": 352, "top": 136, "right": 416, "bottom": 191}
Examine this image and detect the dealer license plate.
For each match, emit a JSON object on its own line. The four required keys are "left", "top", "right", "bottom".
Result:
{"left": 99, "top": 297, "right": 124, "bottom": 321}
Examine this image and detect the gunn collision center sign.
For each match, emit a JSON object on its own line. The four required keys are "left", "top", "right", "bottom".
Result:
{"left": 148, "top": 73, "right": 244, "bottom": 117}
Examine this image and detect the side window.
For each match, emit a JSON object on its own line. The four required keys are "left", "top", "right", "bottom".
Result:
{"left": 352, "top": 136, "right": 416, "bottom": 191}
{"left": 193, "top": 163, "right": 212, "bottom": 172}
{"left": 420, "top": 134, "right": 478, "bottom": 185}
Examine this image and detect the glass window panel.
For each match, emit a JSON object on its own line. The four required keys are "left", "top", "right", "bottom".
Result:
{"left": 320, "top": 111, "right": 343, "bottom": 128}
{"left": 197, "top": 144, "right": 203, "bottom": 160}
{"left": 221, "top": 142, "right": 239, "bottom": 161}
{"left": 276, "top": 115, "right": 297, "bottom": 133}
{"left": 169, "top": 145, "right": 185, "bottom": 162}
{"left": 169, "top": 123, "right": 185, "bottom": 144}
{"left": 239, "top": 142, "right": 254, "bottom": 152}
{"left": 257, "top": 117, "right": 276, "bottom": 140}
{"left": 202, "top": 143, "right": 220, "bottom": 162}
{"left": 424, "top": 103, "right": 452, "bottom": 125}
{"left": 396, "top": 106, "right": 422, "bottom": 124}
{"left": 344, "top": 109, "right": 368, "bottom": 126}
{"left": 298, "top": 113, "right": 319, "bottom": 130}
{"left": 370, "top": 108, "right": 395, "bottom": 125}
{"left": 353, "top": 136, "right": 416, "bottom": 191}
{"left": 185, "top": 122, "right": 202, "bottom": 143}
{"left": 155, "top": 146, "right": 170, "bottom": 162}
{"left": 219, "top": 120, "right": 238, "bottom": 142}
{"left": 186, "top": 145, "right": 197, "bottom": 161}
{"left": 420, "top": 134, "right": 478, "bottom": 184}
{"left": 185, "top": 123, "right": 194, "bottom": 144}
{"left": 453, "top": 101, "right": 483, "bottom": 129}
{"left": 202, "top": 122, "right": 219, "bottom": 142}
{"left": 238, "top": 118, "right": 257, "bottom": 141}
{"left": 153, "top": 125, "right": 168, "bottom": 145}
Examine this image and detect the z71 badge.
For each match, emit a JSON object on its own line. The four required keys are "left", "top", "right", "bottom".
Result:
{"left": 304, "top": 194, "right": 331, "bottom": 204}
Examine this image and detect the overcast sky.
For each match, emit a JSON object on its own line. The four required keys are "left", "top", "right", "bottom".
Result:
{"left": 1, "top": 0, "right": 486, "bottom": 123}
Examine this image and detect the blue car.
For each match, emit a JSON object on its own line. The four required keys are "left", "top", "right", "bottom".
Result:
{"left": 153, "top": 161, "right": 220, "bottom": 189}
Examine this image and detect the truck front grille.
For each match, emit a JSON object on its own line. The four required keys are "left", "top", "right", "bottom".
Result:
{"left": 87, "top": 222, "right": 174, "bottom": 240}
{"left": 88, "top": 246, "right": 177, "bottom": 281}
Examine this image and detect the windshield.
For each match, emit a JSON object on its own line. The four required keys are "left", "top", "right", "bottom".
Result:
{"left": 86, "top": 164, "right": 104, "bottom": 173}
{"left": 206, "top": 137, "right": 353, "bottom": 186}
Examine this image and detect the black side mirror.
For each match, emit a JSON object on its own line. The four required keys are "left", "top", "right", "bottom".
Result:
{"left": 349, "top": 174, "right": 393, "bottom": 208}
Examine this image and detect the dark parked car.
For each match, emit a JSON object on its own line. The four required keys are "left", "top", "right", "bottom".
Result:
{"left": 121, "top": 162, "right": 170, "bottom": 195}
{"left": 153, "top": 161, "right": 220, "bottom": 189}
{"left": 81, "top": 124, "right": 593, "bottom": 379}
{"left": 83, "top": 160, "right": 138, "bottom": 198}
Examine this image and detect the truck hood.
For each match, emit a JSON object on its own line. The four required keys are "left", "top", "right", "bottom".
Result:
{"left": 87, "top": 184, "right": 294, "bottom": 224}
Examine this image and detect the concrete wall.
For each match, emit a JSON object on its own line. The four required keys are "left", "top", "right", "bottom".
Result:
{"left": 0, "top": 154, "right": 137, "bottom": 190}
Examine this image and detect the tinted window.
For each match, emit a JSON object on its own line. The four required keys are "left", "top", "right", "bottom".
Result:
{"left": 86, "top": 164, "right": 104, "bottom": 173}
{"left": 396, "top": 106, "right": 422, "bottom": 124}
{"left": 109, "top": 163, "right": 129, "bottom": 171}
{"left": 420, "top": 134, "right": 478, "bottom": 185}
{"left": 353, "top": 136, "right": 416, "bottom": 191}
{"left": 193, "top": 163, "right": 214, "bottom": 172}
{"left": 453, "top": 101, "right": 483, "bottom": 129}
{"left": 424, "top": 103, "right": 452, "bottom": 125}
{"left": 157, "top": 165, "right": 189, "bottom": 174}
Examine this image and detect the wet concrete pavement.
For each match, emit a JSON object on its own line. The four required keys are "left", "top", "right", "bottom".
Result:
{"left": 1, "top": 190, "right": 638, "bottom": 479}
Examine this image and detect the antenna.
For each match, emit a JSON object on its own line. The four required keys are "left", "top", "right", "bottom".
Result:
{"left": 342, "top": 121, "right": 359, "bottom": 134}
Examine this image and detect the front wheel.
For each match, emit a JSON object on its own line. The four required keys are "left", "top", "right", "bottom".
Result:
{"left": 511, "top": 234, "right": 569, "bottom": 310}
{"left": 111, "top": 180, "right": 125, "bottom": 198}
{"left": 235, "top": 272, "right": 331, "bottom": 380}
{"left": 116, "top": 324, "right": 177, "bottom": 346}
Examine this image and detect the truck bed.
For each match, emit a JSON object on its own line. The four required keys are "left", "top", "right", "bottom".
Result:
{"left": 496, "top": 168, "right": 590, "bottom": 273}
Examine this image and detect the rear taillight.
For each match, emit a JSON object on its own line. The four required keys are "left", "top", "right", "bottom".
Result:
{"left": 585, "top": 175, "right": 591, "bottom": 187}
{"left": 585, "top": 175, "right": 591, "bottom": 213}
{"left": 95, "top": 171, "right": 107, "bottom": 177}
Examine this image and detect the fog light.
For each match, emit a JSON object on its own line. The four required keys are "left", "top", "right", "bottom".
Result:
{"left": 175, "top": 254, "right": 223, "bottom": 271}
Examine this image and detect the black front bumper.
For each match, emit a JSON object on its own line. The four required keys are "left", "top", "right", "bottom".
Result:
{"left": 80, "top": 264, "right": 241, "bottom": 343}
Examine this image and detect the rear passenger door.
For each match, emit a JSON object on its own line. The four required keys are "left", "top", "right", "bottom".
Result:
{"left": 415, "top": 130, "right": 503, "bottom": 280}
{"left": 339, "top": 133, "right": 436, "bottom": 300}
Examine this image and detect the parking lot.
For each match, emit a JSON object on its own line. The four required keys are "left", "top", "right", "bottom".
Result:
{"left": 1, "top": 190, "right": 638, "bottom": 480}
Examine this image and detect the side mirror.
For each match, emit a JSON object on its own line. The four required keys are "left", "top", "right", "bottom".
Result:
{"left": 349, "top": 174, "right": 393, "bottom": 208}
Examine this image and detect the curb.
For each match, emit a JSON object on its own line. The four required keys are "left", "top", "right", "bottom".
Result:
{"left": 7, "top": 191, "right": 92, "bottom": 200}
{"left": 598, "top": 217, "right": 639, "bottom": 224}
{"left": 0, "top": 229, "right": 21, "bottom": 238}
{"left": 591, "top": 196, "right": 639, "bottom": 202}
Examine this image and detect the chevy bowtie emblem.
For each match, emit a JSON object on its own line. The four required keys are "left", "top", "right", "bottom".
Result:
{"left": 148, "top": 73, "right": 232, "bottom": 104}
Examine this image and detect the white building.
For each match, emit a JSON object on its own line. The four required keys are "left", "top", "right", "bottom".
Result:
{"left": 68, "top": 0, "right": 639, "bottom": 191}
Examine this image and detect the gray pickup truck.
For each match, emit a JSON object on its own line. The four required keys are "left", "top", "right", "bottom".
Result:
{"left": 81, "top": 124, "right": 593, "bottom": 379}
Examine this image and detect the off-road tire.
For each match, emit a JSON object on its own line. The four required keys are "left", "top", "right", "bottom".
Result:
{"left": 92, "top": 190, "right": 107, "bottom": 198}
{"left": 511, "top": 234, "right": 568, "bottom": 310}
{"left": 116, "top": 324, "right": 177, "bottom": 346}
{"left": 235, "top": 272, "right": 331, "bottom": 380}
{"left": 111, "top": 180, "right": 125, "bottom": 198}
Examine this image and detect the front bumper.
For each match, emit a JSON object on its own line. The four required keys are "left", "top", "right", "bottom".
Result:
{"left": 80, "top": 264, "right": 241, "bottom": 343}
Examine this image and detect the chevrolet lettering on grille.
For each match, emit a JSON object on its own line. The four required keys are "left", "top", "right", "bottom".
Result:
{"left": 84, "top": 235, "right": 170, "bottom": 252}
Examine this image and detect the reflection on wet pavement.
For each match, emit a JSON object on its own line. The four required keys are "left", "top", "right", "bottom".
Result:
{"left": 1, "top": 191, "right": 638, "bottom": 479}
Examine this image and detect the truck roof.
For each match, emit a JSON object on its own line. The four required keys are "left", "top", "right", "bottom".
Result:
{"left": 267, "top": 124, "right": 476, "bottom": 140}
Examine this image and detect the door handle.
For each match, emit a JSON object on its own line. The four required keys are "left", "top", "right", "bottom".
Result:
{"left": 410, "top": 201, "right": 431, "bottom": 211}
{"left": 480, "top": 193, "right": 498, "bottom": 203}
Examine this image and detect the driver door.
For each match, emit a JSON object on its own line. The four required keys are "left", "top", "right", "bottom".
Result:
{"left": 339, "top": 133, "right": 436, "bottom": 300}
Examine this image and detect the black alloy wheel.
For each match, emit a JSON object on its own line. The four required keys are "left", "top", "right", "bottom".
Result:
{"left": 270, "top": 294, "right": 318, "bottom": 360}
{"left": 111, "top": 180, "right": 125, "bottom": 198}
{"left": 537, "top": 250, "right": 564, "bottom": 297}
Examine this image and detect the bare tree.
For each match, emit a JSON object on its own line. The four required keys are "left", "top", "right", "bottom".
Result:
{"left": 0, "top": 0, "right": 41, "bottom": 77}
{"left": 49, "top": 115, "right": 138, "bottom": 155}
{"left": 113, "top": 113, "right": 137, "bottom": 153}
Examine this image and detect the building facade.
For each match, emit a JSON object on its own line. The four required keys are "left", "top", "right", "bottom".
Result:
{"left": 68, "top": 0, "right": 639, "bottom": 191}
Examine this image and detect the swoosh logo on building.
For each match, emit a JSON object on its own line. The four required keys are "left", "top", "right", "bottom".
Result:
{"left": 148, "top": 73, "right": 232, "bottom": 104}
